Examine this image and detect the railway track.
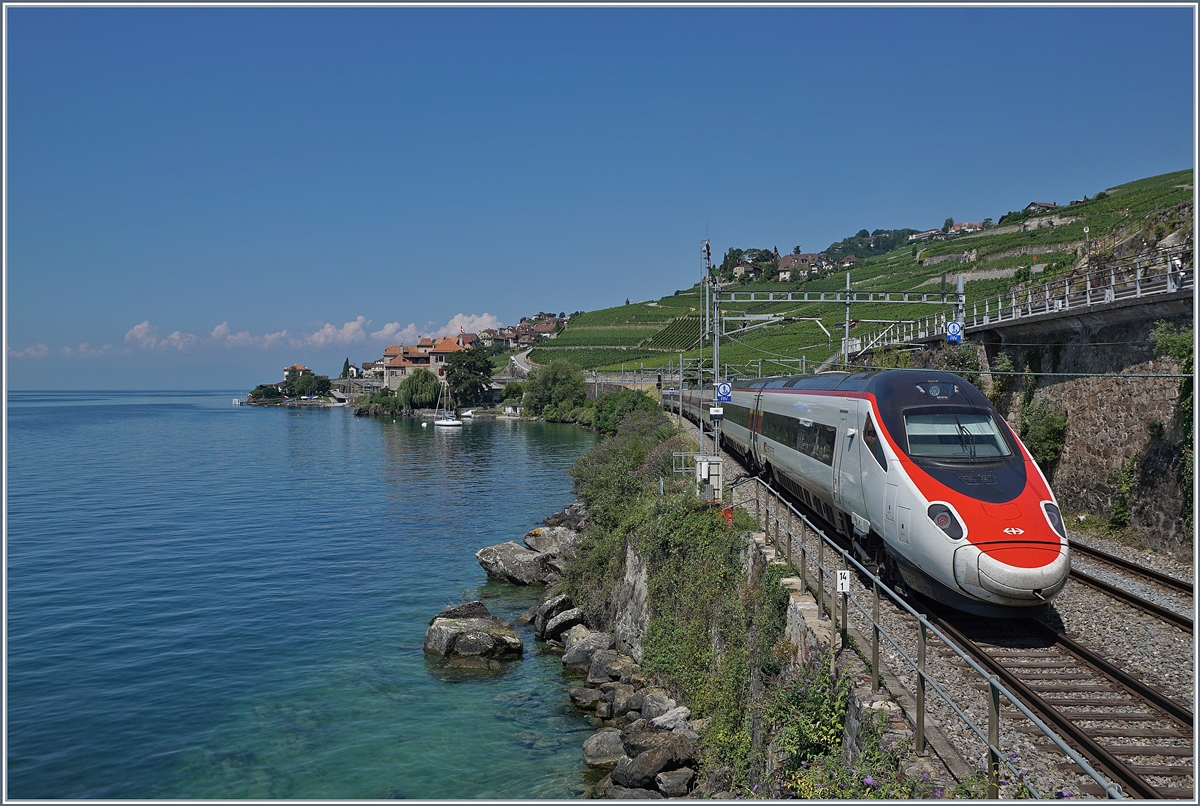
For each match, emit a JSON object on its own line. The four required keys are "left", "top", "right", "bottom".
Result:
{"left": 929, "top": 613, "right": 1194, "bottom": 799}
{"left": 1067, "top": 540, "right": 1194, "bottom": 633}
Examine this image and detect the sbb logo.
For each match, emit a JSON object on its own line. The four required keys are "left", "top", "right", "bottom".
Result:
{"left": 1002, "top": 527, "right": 1025, "bottom": 535}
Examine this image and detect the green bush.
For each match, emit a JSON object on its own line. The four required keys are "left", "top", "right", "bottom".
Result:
{"left": 249, "top": 384, "right": 283, "bottom": 399}
{"left": 522, "top": 359, "right": 587, "bottom": 416}
{"left": 929, "top": 343, "right": 982, "bottom": 386}
{"left": 1020, "top": 398, "right": 1068, "bottom": 470}
{"left": 592, "top": 390, "right": 660, "bottom": 435}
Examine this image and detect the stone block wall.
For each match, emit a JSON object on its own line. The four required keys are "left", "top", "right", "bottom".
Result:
{"left": 985, "top": 314, "right": 1191, "bottom": 553}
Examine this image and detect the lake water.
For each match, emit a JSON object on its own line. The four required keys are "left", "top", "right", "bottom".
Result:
{"left": 6, "top": 391, "right": 600, "bottom": 799}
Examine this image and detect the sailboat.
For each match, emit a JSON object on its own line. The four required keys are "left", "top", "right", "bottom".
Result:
{"left": 433, "top": 382, "right": 463, "bottom": 427}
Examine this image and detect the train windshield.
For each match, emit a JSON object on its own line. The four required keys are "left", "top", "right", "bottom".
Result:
{"left": 903, "top": 411, "right": 1012, "bottom": 459}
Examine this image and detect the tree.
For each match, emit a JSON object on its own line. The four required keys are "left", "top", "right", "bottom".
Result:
{"left": 502, "top": 382, "right": 524, "bottom": 401}
{"left": 855, "top": 229, "right": 870, "bottom": 239}
{"left": 942, "top": 218, "right": 955, "bottom": 233}
{"left": 523, "top": 359, "right": 587, "bottom": 417}
{"left": 444, "top": 347, "right": 495, "bottom": 406}
{"left": 397, "top": 368, "right": 441, "bottom": 410}
{"left": 341, "top": 358, "right": 351, "bottom": 378}
{"left": 295, "top": 374, "right": 331, "bottom": 397}
{"left": 982, "top": 217, "right": 994, "bottom": 228}
{"left": 793, "top": 245, "right": 802, "bottom": 254}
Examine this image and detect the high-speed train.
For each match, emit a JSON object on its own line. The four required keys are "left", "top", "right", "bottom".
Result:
{"left": 677, "top": 369, "right": 1069, "bottom": 616}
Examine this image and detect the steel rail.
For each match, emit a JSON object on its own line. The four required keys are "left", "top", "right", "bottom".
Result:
{"left": 1068, "top": 540, "right": 1194, "bottom": 595}
{"left": 1027, "top": 620, "right": 1193, "bottom": 729}
{"left": 930, "top": 616, "right": 1165, "bottom": 800}
{"left": 1069, "top": 568, "right": 1193, "bottom": 633}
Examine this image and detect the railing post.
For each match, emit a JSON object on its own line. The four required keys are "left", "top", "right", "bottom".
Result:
{"left": 988, "top": 674, "right": 1001, "bottom": 799}
{"left": 840, "top": 551, "right": 848, "bottom": 649}
{"left": 755, "top": 483, "right": 761, "bottom": 530}
{"left": 800, "top": 521, "right": 809, "bottom": 592}
{"left": 786, "top": 508, "right": 793, "bottom": 570}
{"left": 917, "top": 619, "right": 927, "bottom": 755}
{"left": 1065, "top": 278, "right": 1070, "bottom": 309}
{"left": 1136, "top": 267, "right": 1142, "bottom": 297}
{"left": 872, "top": 578, "right": 880, "bottom": 694}
{"left": 818, "top": 538, "right": 826, "bottom": 620}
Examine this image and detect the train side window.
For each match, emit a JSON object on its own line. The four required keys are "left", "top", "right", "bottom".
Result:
{"left": 812, "top": 425, "right": 837, "bottom": 465}
{"left": 863, "top": 418, "right": 887, "bottom": 468}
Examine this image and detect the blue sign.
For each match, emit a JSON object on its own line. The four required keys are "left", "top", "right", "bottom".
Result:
{"left": 716, "top": 382, "right": 732, "bottom": 402}
{"left": 946, "top": 321, "right": 963, "bottom": 343}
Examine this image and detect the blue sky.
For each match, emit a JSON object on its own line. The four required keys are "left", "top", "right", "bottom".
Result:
{"left": 5, "top": 5, "right": 1195, "bottom": 389}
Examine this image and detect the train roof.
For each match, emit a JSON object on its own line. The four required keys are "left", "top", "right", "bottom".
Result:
{"left": 731, "top": 368, "right": 985, "bottom": 397}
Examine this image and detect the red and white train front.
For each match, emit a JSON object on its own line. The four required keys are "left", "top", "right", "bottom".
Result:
{"left": 695, "top": 370, "right": 1070, "bottom": 616}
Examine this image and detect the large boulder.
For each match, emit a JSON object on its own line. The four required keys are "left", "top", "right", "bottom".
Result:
{"left": 564, "top": 624, "right": 591, "bottom": 649}
{"left": 587, "top": 650, "right": 638, "bottom": 685}
{"left": 427, "top": 600, "right": 491, "bottom": 623}
{"left": 656, "top": 767, "right": 695, "bottom": 797}
{"left": 423, "top": 602, "right": 523, "bottom": 666}
{"left": 611, "top": 737, "right": 692, "bottom": 790}
{"left": 532, "top": 593, "right": 574, "bottom": 637}
{"left": 569, "top": 687, "right": 605, "bottom": 709}
{"left": 606, "top": 786, "right": 663, "bottom": 799}
{"left": 640, "top": 689, "right": 674, "bottom": 721}
{"left": 475, "top": 542, "right": 557, "bottom": 585}
{"left": 544, "top": 607, "right": 585, "bottom": 640}
{"left": 522, "top": 526, "right": 581, "bottom": 556}
{"left": 582, "top": 727, "right": 626, "bottom": 768}
{"left": 544, "top": 499, "right": 589, "bottom": 531}
{"left": 650, "top": 705, "right": 692, "bottom": 732}
{"left": 562, "top": 632, "right": 615, "bottom": 668}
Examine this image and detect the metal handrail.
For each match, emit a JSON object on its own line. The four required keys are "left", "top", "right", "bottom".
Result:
{"left": 853, "top": 245, "right": 1193, "bottom": 355}
{"left": 726, "top": 475, "right": 1124, "bottom": 798}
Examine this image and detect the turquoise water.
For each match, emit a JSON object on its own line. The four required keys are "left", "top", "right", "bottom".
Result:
{"left": 6, "top": 391, "right": 599, "bottom": 798}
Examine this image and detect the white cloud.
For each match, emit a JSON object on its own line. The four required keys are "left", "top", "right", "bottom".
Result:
{"left": 298, "top": 316, "right": 370, "bottom": 348}
{"left": 368, "top": 314, "right": 504, "bottom": 345}
{"left": 435, "top": 313, "right": 502, "bottom": 337}
{"left": 62, "top": 343, "right": 112, "bottom": 358}
{"left": 125, "top": 320, "right": 161, "bottom": 349}
{"left": 370, "top": 321, "right": 425, "bottom": 343}
{"left": 211, "top": 322, "right": 289, "bottom": 349}
{"left": 7, "top": 343, "right": 49, "bottom": 359}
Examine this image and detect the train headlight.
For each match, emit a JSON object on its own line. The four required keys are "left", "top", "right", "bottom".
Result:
{"left": 927, "top": 503, "right": 964, "bottom": 539}
{"left": 1041, "top": 502, "right": 1067, "bottom": 539}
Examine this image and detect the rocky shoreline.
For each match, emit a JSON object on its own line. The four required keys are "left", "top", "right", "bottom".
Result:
{"left": 422, "top": 498, "right": 715, "bottom": 799}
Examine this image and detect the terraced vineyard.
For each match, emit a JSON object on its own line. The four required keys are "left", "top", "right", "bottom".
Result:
{"left": 527, "top": 347, "right": 664, "bottom": 370}
{"left": 549, "top": 326, "right": 660, "bottom": 347}
{"left": 642, "top": 316, "right": 703, "bottom": 350}
{"left": 527, "top": 169, "right": 1191, "bottom": 375}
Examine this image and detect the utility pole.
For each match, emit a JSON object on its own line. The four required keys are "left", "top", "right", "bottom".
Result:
{"left": 844, "top": 272, "right": 852, "bottom": 368}
{"left": 712, "top": 270, "right": 721, "bottom": 456}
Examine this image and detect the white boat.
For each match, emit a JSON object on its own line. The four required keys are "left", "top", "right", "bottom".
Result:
{"left": 460, "top": 410, "right": 474, "bottom": 418}
{"left": 432, "top": 384, "right": 463, "bottom": 427}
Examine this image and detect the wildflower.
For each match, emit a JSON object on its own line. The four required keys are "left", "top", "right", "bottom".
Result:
{"left": 863, "top": 776, "right": 879, "bottom": 787}
{"left": 752, "top": 784, "right": 759, "bottom": 793}
{"left": 922, "top": 772, "right": 930, "bottom": 782}
{"left": 933, "top": 788, "right": 944, "bottom": 798}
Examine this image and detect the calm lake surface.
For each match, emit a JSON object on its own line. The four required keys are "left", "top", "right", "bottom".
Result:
{"left": 6, "top": 391, "right": 600, "bottom": 798}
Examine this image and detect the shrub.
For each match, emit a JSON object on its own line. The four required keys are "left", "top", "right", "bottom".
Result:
{"left": 929, "top": 344, "right": 983, "bottom": 386}
{"left": 523, "top": 359, "right": 587, "bottom": 416}
{"left": 592, "top": 390, "right": 660, "bottom": 435}
{"left": 1020, "top": 398, "right": 1068, "bottom": 470}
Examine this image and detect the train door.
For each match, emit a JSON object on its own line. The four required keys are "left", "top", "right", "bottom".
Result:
{"left": 748, "top": 388, "right": 765, "bottom": 470}
{"left": 834, "top": 403, "right": 868, "bottom": 525}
